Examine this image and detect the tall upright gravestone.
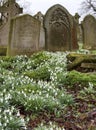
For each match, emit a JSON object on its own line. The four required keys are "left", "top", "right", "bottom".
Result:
{"left": 0, "top": 0, "right": 22, "bottom": 55}
{"left": 44, "top": 4, "right": 78, "bottom": 51}
{"left": 7, "top": 14, "right": 40, "bottom": 56}
{"left": 82, "top": 15, "right": 96, "bottom": 50}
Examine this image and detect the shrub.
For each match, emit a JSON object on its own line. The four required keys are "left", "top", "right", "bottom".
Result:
{"left": 65, "top": 70, "right": 96, "bottom": 86}
{"left": 24, "top": 65, "right": 50, "bottom": 81}
{"left": 34, "top": 122, "right": 65, "bottom": 130}
{"left": 30, "top": 51, "right": 51, "bottom": 68}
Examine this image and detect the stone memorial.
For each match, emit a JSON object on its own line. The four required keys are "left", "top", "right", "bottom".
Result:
{"left": 34, "top": 11, "right": 45, "bottom": 50}
{"left": 82, "top": 15, "right": 96, "bottom": 50}
{"left": 7, "top": 14, "right": 40, "bottom": 56}
{"left": 44, "top": 4, "right": 78, "bottom": 51}
{"left": 0, "top": 0, "right": 22, "bottom": 55}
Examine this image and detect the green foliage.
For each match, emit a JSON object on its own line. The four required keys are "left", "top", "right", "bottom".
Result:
{"left": 34, "top": 122, "right": 65, "bottom": 130}
{"left": 80, "top": 83, "right": 95, "bottom": 95}
{"left": 65, "top": 70, "right": 96, "bottom": 86}
{"left": 30, "top": 51, "right": 51, "bottom": 68}
{"left": 0, "top": 61, "right": 12, "bottom": 69}
{"left": 11, "top": 83, "right": 74, "bottom": 113}
{"left": 58, "top": 92, "right": 74, "bottom": 106}
{"left": 0, "top": 77, "right": 4, "bottom": 85}
{"left": 78, "top": 82, "right": 96, "bottom": 100}
{"left": 24, "top": 66, "right": 50, "bottom": 81}
{"left": 0, "top": 56, "right": 15, "bottom": 62}
{"left": 31, "top": 51, "right": 51, "bottom": 62}
{"left": 17, "top": 84, "right": 41, "bottom": 94}
{"left": 0, "top": 91, "right": 27, "bottom": 130}
{"left": 1, "top": 51, "right": 95, "bottom": 129}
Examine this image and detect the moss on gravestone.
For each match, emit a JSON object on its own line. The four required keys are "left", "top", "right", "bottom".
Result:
{"left": 65, "top": 70, "right": 96, "bottom": 86}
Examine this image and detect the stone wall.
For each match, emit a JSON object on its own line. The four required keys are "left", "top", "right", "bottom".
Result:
{"left": 7, "top": 14, "right": 40, "bottom": 56}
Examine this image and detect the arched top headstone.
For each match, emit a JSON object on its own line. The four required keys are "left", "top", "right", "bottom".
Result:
{"left": 44, "top": 4, "right": 78, "bottom": 51}
{"left": 44, "top": 4, "right": 73, "bottom": 29}
{"left": 82, "top": 15, "right": 96, "bottom": 49}
{"left": 83, "top": 15, "right": 96, "bottom": 22}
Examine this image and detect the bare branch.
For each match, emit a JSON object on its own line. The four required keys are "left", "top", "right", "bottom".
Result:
{"left": 80, "top": 0, "right": 96, "bottom": 15}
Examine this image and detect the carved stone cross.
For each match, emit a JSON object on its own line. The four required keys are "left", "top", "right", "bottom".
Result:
{"left": 0, "top": 0, "right": 22, "bottom": 23}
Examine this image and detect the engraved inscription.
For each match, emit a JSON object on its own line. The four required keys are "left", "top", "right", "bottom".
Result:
{"left": 9, "top": 15, "right": 40, "bottom": 55}
{"left": 47, "top": 7, "right": 71, "bottom": 50}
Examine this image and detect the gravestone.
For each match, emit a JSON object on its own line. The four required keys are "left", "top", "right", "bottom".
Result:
{"left": 82, "top": 15, "right": 96, "bottom": 50}
{"left": 34, "top": 11, "right": 45, "bottom": 50}
{"left": 7, "top": 14, "right": 40, "bottom": 56}
{"left": 0, "top": 0, "right": 22, "bottom": 24}
{"left": 44, "top": 4, "right": 78, "bottom": 51}
{"left": 0, "top": 0, "right": 22, "bottom": 55}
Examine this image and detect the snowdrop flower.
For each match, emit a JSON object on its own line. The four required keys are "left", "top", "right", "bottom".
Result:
{"left": 3, "top": 89, "right": 6, "bottom": 93}
{"left": 4, "top": 116, "right": 7, "bottom": 120}
{"left": 0, "top": 98, "right": 3, "bottom": 103}
{"left": 9, "top": 111, "right": 12, "bottom": 116}
{"left": 3, "top": 123, "right": 7, "bottom": 127}
{"left": 55, "top": 92, "right": 57, "bottom": 96}
{"left": 0, "top": 122, "right": 2, "bottom": 126}
{"left": 46, "top": 94, "right": 49, "bottom": 98}
{"left": 11, "top": 106, "right": 15, "bottom": 111}
{"left": 24, "top": 93, "right": 27, "bottom": 98}
{"left": 6, "top": 119, "right": 9, "bottom": 123}
{"left": 29, "top": 89, "right": 31, "bottom": 92}
{"left": 17, "top": 110, "right": 20, "bottom": 117}
{"left": 61, "top": 93, "right": 64, "bottom": 97}
{"left": 39, "top": 91, "right": 41, "bottom": 95}
{"left": 0, "top": 93, "right": 3, "bottom": 96}
{"left": 89, "top": 82, "right": 93, "bottom": 88}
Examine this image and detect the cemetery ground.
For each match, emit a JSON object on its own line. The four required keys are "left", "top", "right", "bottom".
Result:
{"left": 0, "top": 51, "right": 96, "bottom": 130}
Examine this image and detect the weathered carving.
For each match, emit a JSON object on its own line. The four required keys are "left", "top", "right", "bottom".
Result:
{"left": 0, "top": 0, "right": 23, "bottom": 25}
{"left": 44, "top": 4, "right": 76, "bottom": 51}
{"left": 49, "top": 8, "right": 70, "bottom": 29}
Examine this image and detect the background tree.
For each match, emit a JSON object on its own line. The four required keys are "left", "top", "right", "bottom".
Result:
{"left": 81, "top": 0, "right": 96, "bottom": 15}
{"left": 16, "top": 0, "right": 32, "bottom": 14}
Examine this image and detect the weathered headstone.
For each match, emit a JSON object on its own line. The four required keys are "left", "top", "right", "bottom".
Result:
{"left": 82, "top": 15, "right": 96, "bottom": 50}
{"left": 7, "top": 14, "right": 40, "bottom": 56}
{"left": 0, "top": 22, "right": 9, "bottom": 55}
{"left": 44, "top": 4, "right": 78, "bottom": 51}
{"left": 34, "top": 11, "right": 45, "bottom": 50}
{"left": 0, "top": 0, "right": 22, "bottom": 55}
{"left": 0, "top": 0, "right": 22, "bottom": 23}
